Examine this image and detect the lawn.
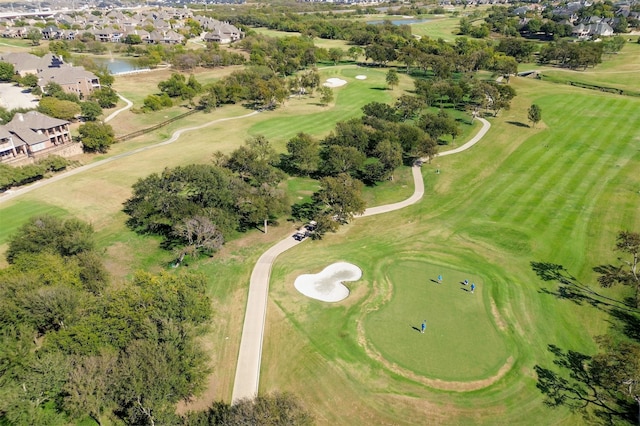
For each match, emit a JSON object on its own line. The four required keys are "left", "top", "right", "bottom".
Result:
{"left": 262, "top": 76, "right": 640, "bottom": 424}
{"left": 522, "top": 42, "right": 640, "bottom": 95}
{"left": 410, "top": 16, "right": 465, "bottom": 41}
{"left": 364, "top": 260, "right": 510, "bottom": 381}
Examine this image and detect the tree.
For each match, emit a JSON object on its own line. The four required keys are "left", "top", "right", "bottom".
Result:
{"left": 38, "top": 97, "right": 81, "bottom": 121}
{"left": 27, "top": 28, "right": 42, "bottom": 45}
{"left": 592, "top": 336, "right": 640, "bottom": 423}
{"left": 80, "top": 101, "right": 102, "bottom": 121}
{"left": 6, "top": 215, "right": 96, "bottom": 263}
{"left": 394, "top": 95, "right": 423, "bottom": 121}
{"left": 63, "top": 354, "right": 117, "bottom": 426}
{"left": 172, "top": 215, "right": 224, "bottom": 266}
{"left": 313, "top": 173, "right": 366, "bottom": 224}
{"left": 597, "top": 231, "right": 640, "bottom": 307}
{"left": 123, "top": 34, "right": 142, "bottom": 45}
{"left": 183, "top": 392, "right": 313, "bottom": 425}
{"left": 320, "top": 145, "right": 366, "bottom": 176}
{"left": 0, "top": 61, "right": 15, "bottom": 81}
{"left": 285, "top": 132, "right": 320, "bottom": 176}
{"left": 535, "top": 345, "right": 631, "bottom": 424}
{"left": 319, "top": 86, "right": 333, "bottom": 106}
{"left": 385, "top": 68, "right": 399, "bottom": 90}
{"left": 328, "top": 47, "right": 344, "bottom": 65}
{"left": 123, "top": 164, "right": 240, "bottom": 240}
{"left": 528, "top": 104, "right": 542, "bottom": 128}
{"left": 90, "top": 87, "right": 118, "bottom": 108}
{"left": 19, "top": 73, "right": 38, "bottom": 88}
{"left": 79, "top": 122, "right": 115, "bottom": 153}
{"left": 347, "top": 46, "right": 363, "bottom": 62}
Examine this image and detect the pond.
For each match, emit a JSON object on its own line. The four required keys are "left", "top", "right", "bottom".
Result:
{"left": 90, "top": 57, "right": 147, "bottom": 75}
{"left": 367, "top": 18, "right": 431, "bottom": 26}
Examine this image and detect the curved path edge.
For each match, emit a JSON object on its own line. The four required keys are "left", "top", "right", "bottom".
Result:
{"left": 231, "top": 117, "right": 490, "bottom": 402}
{"left": 104, "top": 94, "right": 134, "bottom": 123}
{"left": 0, "top": 110, "right": 260, "bottom": 205}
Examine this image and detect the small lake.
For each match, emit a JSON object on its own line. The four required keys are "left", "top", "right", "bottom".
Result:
{"left": 90, "top": 57, "right": 146, "bottom": 75}
{"left": 367, "top": 18, "right": 431, "bottom": 25}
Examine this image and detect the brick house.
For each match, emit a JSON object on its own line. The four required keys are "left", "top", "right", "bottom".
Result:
{"left": 0, "top": 111, "right": 71, "bottom": 161}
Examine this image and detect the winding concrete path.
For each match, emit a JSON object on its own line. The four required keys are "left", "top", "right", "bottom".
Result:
{"left": 231, "top": 117, "right": 491, "bottom": 402}
{"left": 0, "top": 110, "right": 260, "bottom": 205}
{"left": 104, "top": 94, "right": 134, "bottom": 123}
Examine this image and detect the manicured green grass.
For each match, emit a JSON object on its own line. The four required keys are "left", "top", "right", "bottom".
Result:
{"left": 522, "top": 42, "right": 640, "bottom": 95}
{"left": 248, "top": 66, "right": 392, "bottom": 145}
{"left": 263, "top": 77, "right": 640, "bottom": 424}
{"left": 365, "top": 260, "right": 509, "bottom": 381}
{"left": 0, "top": 200, "right": 68, "bottom": 244}
{"left": 410, "top": 16, "right": 464, "bottom": 41}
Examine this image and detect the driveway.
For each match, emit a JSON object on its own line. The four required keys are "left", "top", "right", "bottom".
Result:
{"left": 0, "top": 83, "right": 39, "bottom": 110}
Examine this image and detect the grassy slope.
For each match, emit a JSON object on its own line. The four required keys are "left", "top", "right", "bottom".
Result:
{"left": 536, "top": 42, "right": 640, "bottom": 94}
{"left": 262, "top": 76, "right": 640, "bottom": 424}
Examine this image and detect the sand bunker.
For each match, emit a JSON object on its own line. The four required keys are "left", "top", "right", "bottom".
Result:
{"left": 355, "top": 75, "right": 367, "bottom": 80}
{"left": 294, "top": 262, "right": 362, "bottom": 302}
{"left": 323, "top": 78, "right": 347, "bottom": 88}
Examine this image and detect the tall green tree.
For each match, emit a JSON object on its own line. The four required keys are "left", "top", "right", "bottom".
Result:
{"left": 6, "top": 215, "right": 96, "bottom": 263}
{"left": 313, "top": 173, "right": 366, "bottom": 224}
{"left": 0, "top": 61, "right": 15, "bottom": 81}
{"left": 385, "top": 68, "right": 399, "bottom": 90}
{"left": 528, "top": 104, "right": 542, "bottom": 128}
{"left": 285, "top": 132, "right": 320, "bottom": 176}
{"left": 79, "top": 121, "right": 115, "bottom": 153}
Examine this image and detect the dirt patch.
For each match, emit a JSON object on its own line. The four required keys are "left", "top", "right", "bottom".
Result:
{"left": 490, "top": 298, "right": 507, "bottom": 332}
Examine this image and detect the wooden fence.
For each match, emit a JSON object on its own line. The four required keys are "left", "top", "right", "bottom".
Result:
{"left": 115, "top": 109, "right": 200, "bottom": 143}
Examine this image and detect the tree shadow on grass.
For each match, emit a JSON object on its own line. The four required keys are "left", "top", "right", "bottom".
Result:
{"left": 607, "top": 309, "right": 640, "bottom": 343}
{"left": 531, "top": 261, "right": 635, "bottom": 313}
{"left": 506, "top": 121, "right": 530, "bottom": 128}
{"left": 535, "top": 345, "right": 634, "bottom": 425}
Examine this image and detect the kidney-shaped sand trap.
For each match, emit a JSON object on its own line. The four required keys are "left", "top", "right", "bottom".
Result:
{"left": 294, "top": 262, "right": 362, "bottom": 302}
{"left": 355, "top": 75, "right": 367, "bottom": 80}
{"left": 323, "top": 78, "right": 347, "bottom": 88}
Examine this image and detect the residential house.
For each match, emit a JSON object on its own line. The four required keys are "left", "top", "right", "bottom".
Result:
{"left": 0, "top": 52, "right": 63, "bottom": 77}
{"left": 1, "top": 111, "right": 71, "bottom": 161}
{"left": 201, "top": 20, "right": 243, "bottom": 44}
{"left": 0, "top": 126, "right": 26, "bottom": 161}
{"left": 38, "top": 65, "right": 101, "bottom": 99}
{"left": 147, "top": 30, "right": 184, "bottom": 44}
{"left": 41, "top": 25, "right": 60, "bottom": 39}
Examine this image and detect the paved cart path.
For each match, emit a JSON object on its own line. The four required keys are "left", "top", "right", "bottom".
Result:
{"left": 231, "top": 117, "right": 490, "bottom": 402}
{"left": 0, "top": 110, "right": 260, "bottom": 205}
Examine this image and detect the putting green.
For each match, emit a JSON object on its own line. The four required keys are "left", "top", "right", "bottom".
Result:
{"left": 364, "top": 260, "right": 510, "bottom": 382}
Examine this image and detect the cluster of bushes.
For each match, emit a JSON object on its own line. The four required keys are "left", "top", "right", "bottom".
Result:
{"left": 36, "top": 81, "right": 106, "bottom": 121}
{"left": 0, "top": 155, "right": 70, "bottom": 191}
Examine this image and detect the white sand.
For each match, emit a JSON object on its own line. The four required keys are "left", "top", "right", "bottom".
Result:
{"left": 355, "top": 75, "right": 367, "bottom": 80}
{"left": 323, "top": 78, "right": 347, "bottom": 88}
{"left": 294, "top": 262, "right": 362, "bottom": 302}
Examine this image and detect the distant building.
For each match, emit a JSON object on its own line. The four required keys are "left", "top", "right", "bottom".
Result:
{"left": 0, "top": 111, "right": 71, "bottom": 161}
{"left": 0, "top": 52, "right": 101, "bottom": 98}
